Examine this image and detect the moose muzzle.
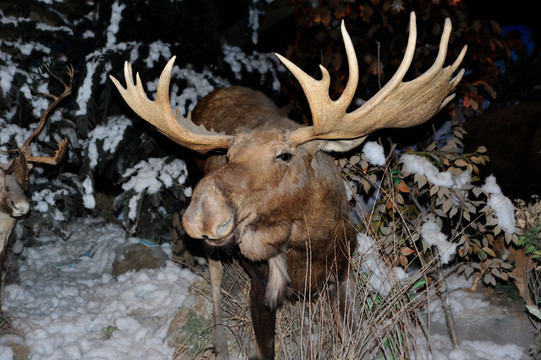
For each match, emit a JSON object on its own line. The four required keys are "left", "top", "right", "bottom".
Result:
{"left": 182, "top": 178, "right": 236, "bottom": 244}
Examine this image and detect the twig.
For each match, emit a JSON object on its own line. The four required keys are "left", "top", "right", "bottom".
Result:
{"left": 432, "top": 256, "right": 460, "bottom": 348}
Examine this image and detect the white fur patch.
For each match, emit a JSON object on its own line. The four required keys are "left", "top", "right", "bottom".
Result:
{"left": 265, "top": 254, "right": 290, "bottom": 309}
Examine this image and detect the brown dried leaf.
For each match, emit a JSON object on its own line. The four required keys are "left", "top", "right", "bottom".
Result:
{"left": 442, "top": 198, "right": 453, "bottom": 215}
{"left": 442, "top": 156, "right": 450, "bottom": 166}
{"left": 397, "top": 181, "right": 409, "bottom": 193}
{"left": 465, "top": 265, "right": 474, "bottom": 278}
{"left": 400, "top": 247, "right": 415, "bottom": 256}
{"left": 484, "top": 273, "right": 496, "bottom": 286}
{"left": 448, "top": 167, "right": 462, "bottom": 176}
{"left": 477, "top": 146, "right": 487, "bottom": 153}
{"left": 490, "top": 267, "right": 501, "bottom": 278}
{"left": 361, "top": 160, "right": 369, "bottom": 171}
{"left": 470, "top": 156, "right": 483, "bottom": 165}
{"left": 472, "top": 187, "right": 483, "bottom": 198}
{"left": 482, "top": 246, "right": 496, "bottom": 257}
{"left": 362, "top": 180, "right": 371, "bottom": 194}
{"left": 415, "top": 173, "right": 427, "bottom": 188}
{"left": 350, "top": 155, "right": 361, "bottom": 165}
{"left": 437, "top": 186, "right": 450, "bottom": 200}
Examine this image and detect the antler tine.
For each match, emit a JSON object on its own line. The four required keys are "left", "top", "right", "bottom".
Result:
{"left": 352, "top": 12, "right": 418, "bottom": 118}
{"left": 25, "top": 138, "right": 68, "bottom": 165}
{"left": 22, "top": 65, "right": 73, "bottom": 153}
{"left": 20, "top": 65, "right": 72, "bottom": 167}
{"left": 285, "top": 12, "right": 467, "bottom": 147}
{"left": 275, "top": 19, "right": 359, "bottom": 141}
{"left": 110, "top": 57, "right": 232, "bottom": 154}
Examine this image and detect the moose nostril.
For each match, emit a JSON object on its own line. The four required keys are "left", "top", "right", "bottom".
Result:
{"left": 201, "top": 234, "right": 209, "bottom": 240}
{"left": 216, "top": 217, "right": 233, "bottom": 238}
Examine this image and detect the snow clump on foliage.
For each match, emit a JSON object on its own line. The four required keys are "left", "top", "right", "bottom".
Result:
{"left": 85, "top": 116, "right": 131, "bottom": 169}
{"left": 362, "top": 141, "right": 386, "bottom": 166}
{"left": 420, "top": 220, "right": 457, "bottom": 265}
{"left": 400, "top": 154, "right": 454, "bottom": 187}
{"left": 121, "top": 158, "right": 189, "bottom": 220}
{"left": 482, "top": 175, "right": 516, "bottom": 234}
{"left": 357, "top": 233, "right": 407, "bottom": 295}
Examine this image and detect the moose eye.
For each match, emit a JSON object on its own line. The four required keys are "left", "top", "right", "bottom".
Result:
{"left": 276, "top": 152, "right": 292, "bottom": 162}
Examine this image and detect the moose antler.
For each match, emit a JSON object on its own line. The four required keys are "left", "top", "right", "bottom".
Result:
{"left": 278, "top": 12, "right": 467, "bottom": 146}
{"left": 109, "top": 57, "right": 233, "bottom": 154}
{"left": 111, "top": 12, "right": 465, "bottom": 154}
{"left": 2, "top": 65, "right": 72, "bottom": 189}
{"left": 19, "top": 65, "right": 72, "bottom": 165}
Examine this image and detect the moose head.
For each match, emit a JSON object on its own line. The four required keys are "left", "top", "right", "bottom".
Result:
{"left": 0, "top": 66, "right": 71, "bottom": 284}
{"left": 111, "top": 12, "right": 466, "bottom": 360}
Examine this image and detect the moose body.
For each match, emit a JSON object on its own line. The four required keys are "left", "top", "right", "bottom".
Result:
{"left": 0, "top": 171, "right": 30, "bottom": 274}
{"left": 185, "top": 86, "right": 358, "bottom": 358}
{"left": 111, "top": 12, "right": 466, "bottom": 359}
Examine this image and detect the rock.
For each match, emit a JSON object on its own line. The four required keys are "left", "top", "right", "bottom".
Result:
{"left": 112, "top": 242, "right": 168, "bottom": 276}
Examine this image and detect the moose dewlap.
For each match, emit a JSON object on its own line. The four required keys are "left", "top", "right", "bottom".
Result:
{"left": 111, "top": 12, "right": 466, "bottom": 360}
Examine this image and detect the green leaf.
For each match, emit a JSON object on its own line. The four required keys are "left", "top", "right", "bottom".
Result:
{"left": 526, "top": 305, "right": 541, "bottom": 321}
{"left": 412, "top": 279, "right": 426, "bottom": 291}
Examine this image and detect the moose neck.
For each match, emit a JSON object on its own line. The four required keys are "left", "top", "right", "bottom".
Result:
{"left": 0, "top": 212, "right": 17, "bottom": 238}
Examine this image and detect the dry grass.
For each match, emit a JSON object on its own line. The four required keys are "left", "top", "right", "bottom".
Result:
{"left": 0, "top": 312, "right": 31, "bottom": 360}
{"left": 169, "top": 238, "right": 437, "bottom": 359}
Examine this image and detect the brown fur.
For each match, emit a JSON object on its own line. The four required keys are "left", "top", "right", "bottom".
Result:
{"left": 182, "top": 86, "right": 357, "bottom": 359}
{"left": 0, "top": 170, "right": 30, "bottom": 285}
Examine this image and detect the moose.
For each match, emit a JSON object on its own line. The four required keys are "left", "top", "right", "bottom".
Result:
{"left": 111, "top": 12, "right": 466, "bottom": 360}
{"left": 0, "top": 67, "right": 71, "bottom": 300}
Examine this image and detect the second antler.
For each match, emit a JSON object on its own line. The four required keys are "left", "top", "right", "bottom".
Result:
{"left": 280, "top": 12, "right": 467, "bottom": 146}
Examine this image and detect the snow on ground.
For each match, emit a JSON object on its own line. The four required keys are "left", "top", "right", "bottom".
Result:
{"left": 0, "top": 217, "right": 198, "bottom": 360}
{"left": 418, "top": 274, "right": 529, "bottom": 360}
{"left": 420, "top": 333, "right": 527, "bottom": 360}
{"left": 0, "top": 218, "right": 533, "bottom": 360}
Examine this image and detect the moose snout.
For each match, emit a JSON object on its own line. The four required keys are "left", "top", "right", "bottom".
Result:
{"left": 182, "top": 182, "right": 235, "bottom": 242}
{"left": 9, "top": 197, "right": 30, "bottom": 217}
{"left": 5, "top": 195, "right": 30, "bottom": 217}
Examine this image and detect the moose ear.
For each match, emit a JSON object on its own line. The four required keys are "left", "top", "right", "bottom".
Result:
{"left": 6, "top": 153, "right": 30, "bottom": 191}
{"left": 309, "top": 136, "right": 367, "bottom": 154}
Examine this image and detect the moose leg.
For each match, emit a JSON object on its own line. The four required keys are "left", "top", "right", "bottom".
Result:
{"left": 245, "top": 261, "right": 276, "bottom": 360}
{"left": 0, "top": 234, "right": 6, "bottom": 310}
{"left": 0, "top": 219, "right": 17, "bottom": 313}
{"left": 0, "top": 234, "right": 7, "bottom": 279}
{"left": 208, "top": 257, "right": 229, "bottom": 360}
